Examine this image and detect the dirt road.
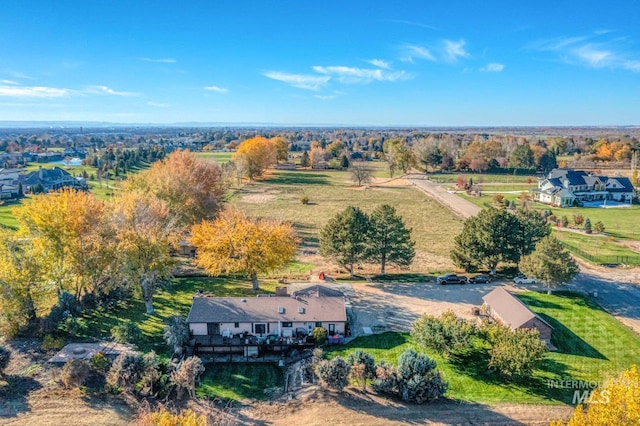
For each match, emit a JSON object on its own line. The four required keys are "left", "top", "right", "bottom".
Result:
{"left": 406, "top": 174, "right": 481, "bottom": 219}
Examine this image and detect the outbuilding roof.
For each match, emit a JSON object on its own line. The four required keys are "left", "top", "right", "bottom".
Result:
{"left": 186, "top": 285, "right": 347, "bottom": 324}
{"left": 482, "top": 287, "right": 552, "bottom": 330}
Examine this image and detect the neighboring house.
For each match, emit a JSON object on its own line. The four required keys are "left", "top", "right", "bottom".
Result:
{"left": 62, "top": 147, "right": 86, "bottom": 159}
{"left": 532, "top": 168, "right": 635, "bottom": 207}
{"left": 482, "top": 287, "right": 553, "bottom": 345}
{"left": 19, "top": 166, "right": 87, "bottom": 193}
{"left": 186, "top": 285, "right": 348, "bottom": 339}
{"left": 0, "top": 168, "right": 23, "bottom": 199}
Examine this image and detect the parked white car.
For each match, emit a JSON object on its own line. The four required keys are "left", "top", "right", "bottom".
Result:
{"left": 514, "top": 275, "right": 537, "bottom": 284}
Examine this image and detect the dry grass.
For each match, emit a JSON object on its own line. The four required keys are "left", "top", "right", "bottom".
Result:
{"left": 231, "top": 167, "right": 463, "bottom": 273}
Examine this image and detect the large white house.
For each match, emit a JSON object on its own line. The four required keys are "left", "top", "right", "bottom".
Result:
{"left": 532, "top": 168, "right": 635, "bottom": 207}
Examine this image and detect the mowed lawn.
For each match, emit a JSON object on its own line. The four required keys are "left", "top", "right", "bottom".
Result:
{"left": 327, "top": 292, "right": 640, "bottom": 404}
{"left": 195, "top": 151, "right": 233, "bottom": 164}
{"left": 232, "top": 168, "right": 464, "bottom": 271}
{"left": 197, "top": 363, "right": 283, "bottom": 400}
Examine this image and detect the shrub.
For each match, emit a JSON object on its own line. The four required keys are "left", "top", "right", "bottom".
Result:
{"left": 163, "top": 316, "right": 190, "bottom": 356}
{"left": 41, "top": 335, "right": 65, "bottom": 351}
{"left": 300, "top": 195, "right": 310, "bottom": 205}
{"left": 561, "top": 216, "right": 569, "bottom": 228}
{"left": 311, "top": 327, "right": 328, "bottom": 346}
{"left": 347, "top": 350, "right": 376, "bottom": 391}
{"left": 584, "top": 218, "right": 592, "bottom": 234}
{"left": 486, "top": 324, "right": 546, "bottom": 381}
{"left": 170, "top": 356, "right": 205, "bottom": 399}
{"left": 573, "top": 214, "right": 584, "bottom": 226}
{"left": 373, "top": 349, "right": 447, "bottom": 403}
{"left": 107, "top": 353, "right": 146, "bottom": 391}
{"left": 411, "top": 310, "right": 478, "bottom": 357}
{"left": 593, "top": 220, "right": 605, "bottom": 234}
{"left": 61, "top": 359, "right": 91, "bottom": 389}
{"left": 140, "top": 351, "right": 163, "bottom": 396}
{"left": 111, "top": 321, "right": 142, "bottom": 344}
{"left": 137, "top": 406, "right": 207, "bottom": 426}
{"left": 90, "top": 352, "right": 111, "bottom": 373}
{"left": 0, "top": 346, "right": 10, "bottom": 374}
{"left": 493, "top": 194, "right": 504, "bottom": 204}
{"left": 315, "top": 356, "right": 350, "bottom": 391}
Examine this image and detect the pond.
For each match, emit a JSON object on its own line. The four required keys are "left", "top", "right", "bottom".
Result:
{"left": 53, "top": 157, "right": 83, "bottom": 166}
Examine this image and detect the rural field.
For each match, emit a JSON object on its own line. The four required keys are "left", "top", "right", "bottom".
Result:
{"left": 232, "top": 166, "right": 464, "bottom": 274}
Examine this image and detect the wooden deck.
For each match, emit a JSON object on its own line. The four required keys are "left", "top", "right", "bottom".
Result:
{"left": 187, "top": 334, "right": 315, "bottom": 363}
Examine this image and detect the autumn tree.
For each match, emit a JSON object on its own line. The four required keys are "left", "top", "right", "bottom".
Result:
{"left": 519, "top": 236, "right": 579, "bottom": 294}
{"left": 0, "top": 230, "right": 53, "bottom": 336}
{"left": 366, "top": 205, "right": 415, "bottom": 275}
{"left": 327, "top": 140, "right": 346, "bottom": 158}
{"left": 13, "top": 188, "right": 117, "bottom": 301}
{"left": 413, "top": 137, "right": 442, "bottom": 171}
{"left": 383, "top": 138, "right": 413, "bottom": 177}
{"left": 112, "top": 191, "right": 179, "bottom": 314}
{"left": 320, "top": 206, "right": 370, "bottom": 276}
{"left": 233, "top": 136, "right": 276, "bottom": 180}
{"left": 552, "top": 365, "right": 640, "bottom": 426}
{"left": 349, "top": 161, "right": 373, "bottom": 187}
{"left": 270, "top": 136, "right": 289, "bottom": 163}
{"left": 508, "top": 144, "right": 535, "bottom": 169}
{"left": 190, "top": 209, "right": 298, "bottom": 290}
{"left": 126, "top": 150, "right": 226, "bottom": 227}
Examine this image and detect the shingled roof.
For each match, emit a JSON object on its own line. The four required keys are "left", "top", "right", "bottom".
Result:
{"left": 482, "top": 287, "right": 552, "bottom": 330}
{"left": 186, "top": 285, "right": 347, "bottom": 324}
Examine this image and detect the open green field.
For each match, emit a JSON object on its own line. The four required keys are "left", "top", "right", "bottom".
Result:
{"left": 232, "top": 168, "right": 464, "bottom": 271}
{"left": 327, "top": 291, "right": 640, "bottom": 404}
{"left": 195, "top": 151, "right": 233, "bottom": 164}
{"left": 429, "top": 172, "right": 537, "bottom": 185}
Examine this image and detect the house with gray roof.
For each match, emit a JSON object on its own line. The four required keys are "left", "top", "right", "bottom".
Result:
{"left": 532, "top": 168, "right": 634, "bottom": 207}
{"left": 186, "top": 285, "right": 347, "bottom": 339}
{"left": 18, "top": 166, "right": 87, "bottom": 193}
{"left": 482, "top": 287, "right": 553, "bottom": 345}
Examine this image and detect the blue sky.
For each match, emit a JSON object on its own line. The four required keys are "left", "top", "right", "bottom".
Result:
{"left": 1, "top": 1, "right": 640, "bottom": 126}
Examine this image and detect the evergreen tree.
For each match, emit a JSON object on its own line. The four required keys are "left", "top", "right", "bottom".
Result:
{"left": 366, "top": 205, "right": 415, "bottom": 275}
{"left": 320, "top": 206, "right": 370, "bottom": 276}
{"left": 300, "top": 151, "right": 310, "bottom": 167}
{"left": 584, "top": 217, "right": 592, "bottom": 234}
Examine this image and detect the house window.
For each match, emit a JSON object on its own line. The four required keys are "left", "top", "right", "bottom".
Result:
{"left": 315, "top": 322, "right": 322, "bottom": 328}
{"left": 282, "top": 322, "right": 292, "bottom": 327}
{"left": 234, "top": 322, "right": 239, "bottom": 328}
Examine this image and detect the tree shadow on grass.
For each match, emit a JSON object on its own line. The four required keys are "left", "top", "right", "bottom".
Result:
{"left": 517, "top": 293, "right": 566, "bottom": 310}
{"left": 263, "top": 172, "right": 330, "bottom": 186}
{"left": 328, "top": 332, "right": 409, "bottom": 352}
{"left": 538, "top": 312, "right": 607, "bottom": 360}
{"left": 0, "top": 376, "right": 41, "bottom": 418}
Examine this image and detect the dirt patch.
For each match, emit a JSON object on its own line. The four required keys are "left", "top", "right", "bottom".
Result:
{"left": 241, "top": 193, "right": 278, "bottom": 203}
{"left": 242, "top": 386, "right": 574, "bottom": 425}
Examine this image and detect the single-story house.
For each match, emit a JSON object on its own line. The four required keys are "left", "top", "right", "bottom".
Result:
{"left": 482, "top": 287, "right": 553, "bottom": 345}
{"left": 186, "top": 285, "right": 347, "bottom": 339}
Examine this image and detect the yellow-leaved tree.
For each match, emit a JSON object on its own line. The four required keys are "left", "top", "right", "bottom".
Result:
{"left": 270, "top": 136, "right": 289, "bottom": 163}
{"left": 112, "top": 190, "right": 179, "bottom": 314}
{"left": 13, "top": 188, "right": 117, "bottom": 300}
{"left": 0, "top": 229, "right": 54, "bottom": 336}
{"left": 551, "top": 364, "right": 640, "bottom": 426}
{"left": 190, "top": 209, "right": 298, "bottom": 290}
{"left": 232, "top": 136, "right": 276, "bottom": 180}
{"left": 126, "top": 150, "right": 226, "bottom": 227}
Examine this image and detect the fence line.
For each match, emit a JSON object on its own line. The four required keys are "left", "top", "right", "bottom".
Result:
{"left": 559, "top": 241, "right": 640, "bottom": 266}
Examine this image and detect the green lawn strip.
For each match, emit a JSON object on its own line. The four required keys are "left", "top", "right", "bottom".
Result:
{"left": 326, "top": 292, "right": 640, "bottom": 404}
{"left": 552, "top": 231, "right": 640, "bottom": 265}
{"left": 476, "top": 184, "right": 535, "bottom": 191}
{"left": 233, "top": 169, "right": 463, "bottom": 270}
{"left": 197, "top": 363, "right": 283, "bottom": 400}
{"left": 428, "top": 173, "right": 536, "bottom": 184}
{"left": 79, "top": 276, "right": 279, "bottom": 356}
{"left": 194, "top": 151, "right": 233, "bottom": 164}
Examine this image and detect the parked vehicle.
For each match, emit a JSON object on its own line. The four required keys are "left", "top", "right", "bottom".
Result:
{"left": 437, "top": 273, "right": 468, "bottom": 285}
{"left": 469, "top": 274, "right": 491, "bottom": 284}
{"left": 514, "top": 275, "right": 537, "bottom": 284}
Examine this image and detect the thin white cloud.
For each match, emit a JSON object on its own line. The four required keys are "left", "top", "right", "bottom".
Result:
{"left": 1, "top": 80, "right": 19, "bottom": 85}
{"left": 381, "top": 19, "right": 436, "bottom": 31}
{"left": 138, "top": 57, "right": 177, "bottom": 63}
{"left": 148, "top": 101, "right": 170, "bottom": 108}
{"left": 204, "top": 85, "right": 229, "bottom": 94}
{"left": 314, "top": 94, "right": 337, "bottom": 100}
{"left": 367, "top": 59, "right": 391, "bottom": 69}
{"left": 401, "top": 45, "right": 436, "bottom": 62}
{"left": 531, "top": 33, "right": 640, "bottom": 72}
{"left": 85, "top": 85, "right": 139, "bottom": 96}
{"left": 312, "top": 65, "right": 409, "bottom": 83}
{"left": 0, "top": 85, "right": 70, "bottom": 98}
{"left": 480, "top": 63, "right": 505, "bottom": 72}
{"left": 7, "top": 71, "right": 34, "bottom": 80}
{"left": 443, "top": 39, "right": 469, "bottom": 62}
{"left": 264, "top": 71, "right": 330, "bottom": 91}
